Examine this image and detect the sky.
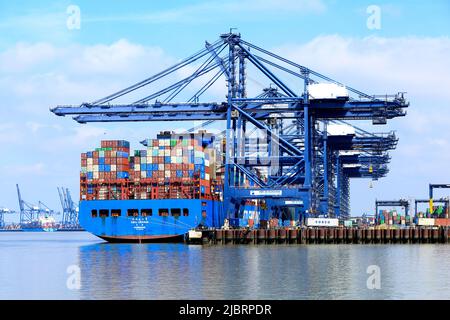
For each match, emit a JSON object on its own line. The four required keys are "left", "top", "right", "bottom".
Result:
{"left": 0, "top": 0, "right": 449, "bottom": 222}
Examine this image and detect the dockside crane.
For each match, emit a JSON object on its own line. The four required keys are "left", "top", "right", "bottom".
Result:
{"left": 429, "top": 184, "right": 450, "bottom": 216}
{"left": 51, "top": 31, "right": 408, "bottom": 223}
{"left": 58, "top": 187, "right": 80, "bottom": 229}
{"left": 415, "top": 198, "right": 449, "bottom": 217}
{"left": 375, "top": 199, "right": 410, "bottom": 223}
{"left": 17, "top": 184, "right": 57, "bottom": 227}
{"left": 16, "top": 184, "right": 39, "bottom": 226}
{"left": 0, "top": 207, "right": 15, "bottom": 228}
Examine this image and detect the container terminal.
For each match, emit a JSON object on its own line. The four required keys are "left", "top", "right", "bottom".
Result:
{"left": 0, "top": 185, "right": 82, "bottom": 232}
{"left": 47, "top": 31, "right": 449, "bottom": 243}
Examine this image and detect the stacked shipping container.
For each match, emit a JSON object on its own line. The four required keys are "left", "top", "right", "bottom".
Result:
{"left": 80, "top": 132, "right": 222, "bottom": 201}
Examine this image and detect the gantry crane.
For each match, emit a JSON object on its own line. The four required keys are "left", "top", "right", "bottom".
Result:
{"left": 428, "top": 184, "right": 450, "bottom": 215}
{"left": 16, "top": 184, "right": 56, "bottom": 228}
{"left": 375, "top": 199, "right": 410, "bottom": 223}
{"left": 415, "top": 198, "right": 449, "bottom": 217}
{"left": 58, "top": 187, "right": 80, "bottom": 229}
{"left": 0, "top": 207, "right": 15, "bottom": 229}
{"left": 51, "top": 31, "right": 408, "bottom": 223}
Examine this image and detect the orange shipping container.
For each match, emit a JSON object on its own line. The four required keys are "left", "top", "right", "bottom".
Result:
{"left": 435, "top": 218, "right": 450, "bottom": 226}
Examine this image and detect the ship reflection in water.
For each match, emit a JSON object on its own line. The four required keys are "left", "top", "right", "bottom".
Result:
{"left": 78, "top": 242, "right": 450, "bottom": 300}
{"left": 1, "top": 232, "right": 449, "bottom": 299}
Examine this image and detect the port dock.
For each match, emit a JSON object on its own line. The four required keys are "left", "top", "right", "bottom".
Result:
{"left": 189, "top": 227, "right": 450, "bottom": 244}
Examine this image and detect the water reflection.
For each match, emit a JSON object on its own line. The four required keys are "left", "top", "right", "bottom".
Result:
{"left": 78, "top": 243, "right": 450, "bottom": 300}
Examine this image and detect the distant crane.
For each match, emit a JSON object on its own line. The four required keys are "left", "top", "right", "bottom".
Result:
{"left": 429, "top": 184, "right": 450, "bottom": 216}
{"left": 16, "top": 184, "right": 39, "bottom": 226}
{"left": 0, "top": 207, "right": 15, "bottom": 229}
{"left": 58, "top": 187, "right": 80, "bottom": 229}
{"left": 16, "top": 184, "right": 56, "bottom": 228}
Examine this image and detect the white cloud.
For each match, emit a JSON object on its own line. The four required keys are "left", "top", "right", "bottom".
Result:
{"left": 275, "top": 35, "right": 450, "bottom": 101}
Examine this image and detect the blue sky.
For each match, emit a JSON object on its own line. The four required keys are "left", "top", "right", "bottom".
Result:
{"left": 0, "top": 0, "right": 449, "bottom": 221}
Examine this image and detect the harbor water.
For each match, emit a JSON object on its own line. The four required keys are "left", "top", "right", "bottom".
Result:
{"left": 0, "top": 232, "right": 449, "bottom": 300}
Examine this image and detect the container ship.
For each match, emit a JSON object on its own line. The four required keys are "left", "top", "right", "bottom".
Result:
{"left": 21, "top": 215, "right": 57, "bottom": 232}
{"left": 79, "top": 131, "right": 231, "bottom": 242}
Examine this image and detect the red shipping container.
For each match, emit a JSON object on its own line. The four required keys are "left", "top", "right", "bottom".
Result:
{"left": 105, "top": 158, "right": 111, "bottom": 165}
{"left": 105, "top": 151, "right": 111, "bottom": 157}
{"left": 435, "top": 218, "right": 450, "bottom": 226}
{"left": 94, "top": 158, "right": 99, "bottom": 165}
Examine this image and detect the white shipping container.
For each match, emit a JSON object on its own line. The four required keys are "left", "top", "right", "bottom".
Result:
{"left": 158, "top": 150, "right": 164, "bottom": 156}
{"left": 418, "top": 218, "right": 435, "bottom": 226}
{"left": 87, "top": 158, "right": 93, "bottom": 165}
{"left": 327, "top": 124, "right": 356, "bottom": 136}
{"left": 344, "top": 220, "right": 353, "bottom": 227}
{"left": 308, "top": 83, "right": 349, "bottom": 100}
{"left": 111, "top": 164, "right": 117, "bottom": 171}
{"left": 135, "top": 164, "right": 140, "bottom": 171}
{"left": 93, "top": 165, "right": 99, "bottom": 172}
{"left": 158, "top": 164, "right": 164, "bottom": 170}
{"left": 306, "top": 218, "right": 339, "bottom": 227}
{"left": 147, "top": 157, "right": 152, "bottom": 163}
{"left": 205, "top": 173, "right": 210, "bottom": 181}
{"left": 195, "top": 151, "right": 204, "bottom": 158}
{"left": 93, "top": 172, "right": 99, "bottom": 179}
{"left": 141, "top": 171, "right": 146, "bottom": 178}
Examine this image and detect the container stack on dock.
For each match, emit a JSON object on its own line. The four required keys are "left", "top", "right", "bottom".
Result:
{"left": 378, "top": 210, "right": 410, "bottom": 226}
{"left": 80, "top": 131, "right": 222, "bottom": 201}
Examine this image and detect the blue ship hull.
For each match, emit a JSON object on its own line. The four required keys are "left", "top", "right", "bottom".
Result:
{"left": 80, "top": 199, "right": 223, "bottom": 242}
